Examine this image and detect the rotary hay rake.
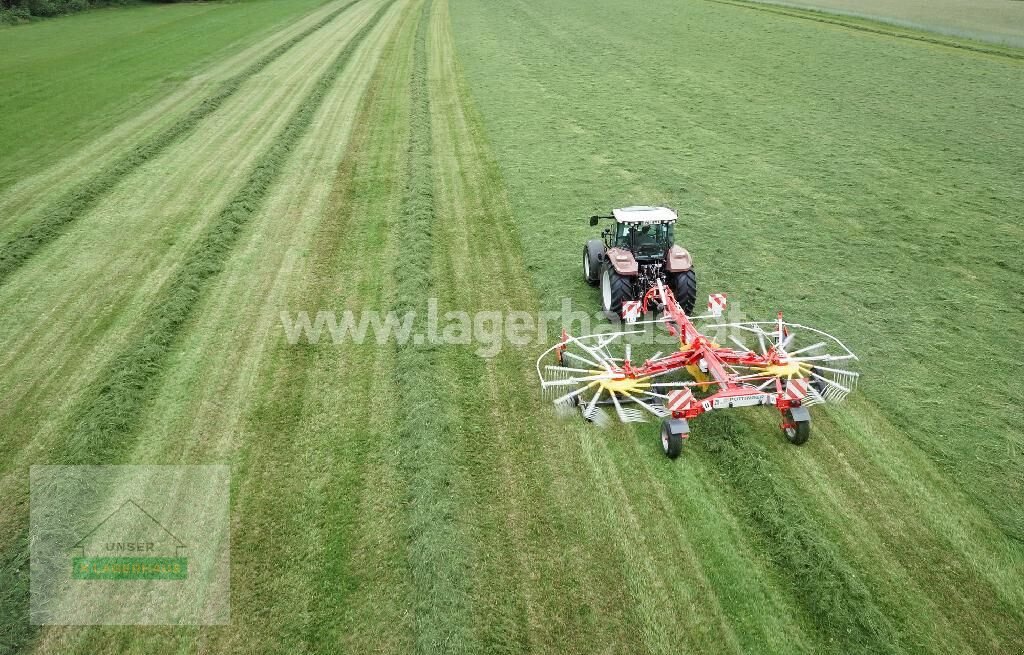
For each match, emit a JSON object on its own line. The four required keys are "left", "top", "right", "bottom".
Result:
{"left": 537, "top": 282, "right": 859, "bottom": 458}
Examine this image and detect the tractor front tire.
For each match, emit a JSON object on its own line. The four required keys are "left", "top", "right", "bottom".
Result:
{"left": 783, "top": 409, "right": 811, "bottom": 445}
{"left": 661, "top": 420, "right": 684, "bottom": 459}
{"left": 584, "top": 240, "right": 604, "bottom": 287}
{"left": 601, "top": 266, "right": 632, "bottom": 316}
{"left": 667, "top": 269, "right": 697, "bottom": 315}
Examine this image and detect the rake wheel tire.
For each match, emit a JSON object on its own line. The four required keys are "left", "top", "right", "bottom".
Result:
{"left": 601, "top": 266, "right": 633, "bottom": 315}
{"left": 667, "top": 269, "right": 697, "bottom": 315}
{"left": 584, "top": 240, "right": 604, "bottom": 287}
{"left": 783, "top": 409, "right": 810, "bottom": 445}
{"left": 661, "top": 420, "right": 683, "bottom": 459}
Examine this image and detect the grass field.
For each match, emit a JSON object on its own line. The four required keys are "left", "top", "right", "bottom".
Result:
{"left": 0, "top": 0, "right": 331, "bottom": 194}
{"left": 748, "top": 0, "right": 1024, "bottom": 47}
{"left": 1, "top": 0, "right": 1022, "bottom": 653}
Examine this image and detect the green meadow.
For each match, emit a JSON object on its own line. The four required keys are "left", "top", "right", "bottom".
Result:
{"left": 0, "top": 0, "right": 1021, "bottom": 652}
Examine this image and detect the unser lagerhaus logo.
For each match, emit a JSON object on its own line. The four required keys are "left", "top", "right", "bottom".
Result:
{"left": 71, "top": 499, "right": 188, "bottom": 581}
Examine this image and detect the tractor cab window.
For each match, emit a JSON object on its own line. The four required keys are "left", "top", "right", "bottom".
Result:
{"left": 617, "top": 222, "right": 673, "bottom": 254}
{"left": 614, "top": 223, "right": 632, "bottom": 248}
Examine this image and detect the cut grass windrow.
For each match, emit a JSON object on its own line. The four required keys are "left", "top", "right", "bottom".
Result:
{"left": 392, "top": 1, "right": 475, "bottom": 651}
{"left": 0, "top": 0, "right": 361, "bottom": 287}
{"left": 697, "top": 420, "right": 902, "bottom": 654}
{"left": 62, "top": 0, "right": 394, "bottom": 465}
{"left": 213, "top": 6, "right": 415, "bottom": 651}
{"left": 0, "top": 4, "right": 395, "bottom": 650}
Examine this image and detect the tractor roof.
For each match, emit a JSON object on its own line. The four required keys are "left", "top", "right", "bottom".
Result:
{"left": 612, "top": 206, "right": 677, "bottom": 224}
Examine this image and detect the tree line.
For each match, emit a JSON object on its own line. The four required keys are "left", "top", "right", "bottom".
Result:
{"left": 1, "top": 0, "right": 193, "bottom": 23}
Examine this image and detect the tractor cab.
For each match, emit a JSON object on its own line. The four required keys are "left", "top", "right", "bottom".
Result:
{"left": 585, "top": 205, "right": 696, "bottom": 316}
{"left": 609, "top": 206, "right": 676, "bottom": 260}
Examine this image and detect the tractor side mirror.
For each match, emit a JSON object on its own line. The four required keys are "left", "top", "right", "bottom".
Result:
{"left": 589, "top": 215, "right": 600, "bottom": 226}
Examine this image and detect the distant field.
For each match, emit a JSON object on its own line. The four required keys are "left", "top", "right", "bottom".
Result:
{"left": 750, "top": 0, "right": 1024, "bottom": 46}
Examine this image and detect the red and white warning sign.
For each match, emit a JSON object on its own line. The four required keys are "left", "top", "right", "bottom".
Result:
{"left": 784, "top": 378, "right": 809, "bottom": 401}
{"left": 707, "top": 293, "right": 727, "bottom": 316}
{"left": 621, "top": 300, "right": 643, "bottom": 323}
{"left": 666, "top": 388, "right": 695, "bottom": 413}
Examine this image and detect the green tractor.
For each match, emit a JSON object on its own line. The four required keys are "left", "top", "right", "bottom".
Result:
{"left": 583, "top": 206, "right": 697, "bottom": 316}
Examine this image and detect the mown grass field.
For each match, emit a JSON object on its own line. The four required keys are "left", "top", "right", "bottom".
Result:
{"left": 1, "top": 0, "right": 1022, "bottom": 653}
{"left": 0, "top": 0, "right": 333, "bottom": 195}
{"left": 749, "top": 0, "right": 1024, "bottom": 47}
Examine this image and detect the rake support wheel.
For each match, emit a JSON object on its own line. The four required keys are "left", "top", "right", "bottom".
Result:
{"left": 783, "top": 408, "right": 811, "bottom": 445}
{"left": 661, "top": 419, "right": 687, "bottom": 459}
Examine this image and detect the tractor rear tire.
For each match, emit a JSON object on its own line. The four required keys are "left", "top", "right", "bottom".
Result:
{"left": 601, "top": 266, "right": 632, "bottom": 316}
{"left": 661, "top": 420, "right": 683, "bottom": 459}
{"left": 783, "top": 409, "right": 811, "bottom": 445}
{"left": 667, "top": 269, "right": 697, "bottom": 315}
{"left": 584, "top": 240, "right": 604, "bottom": 287}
